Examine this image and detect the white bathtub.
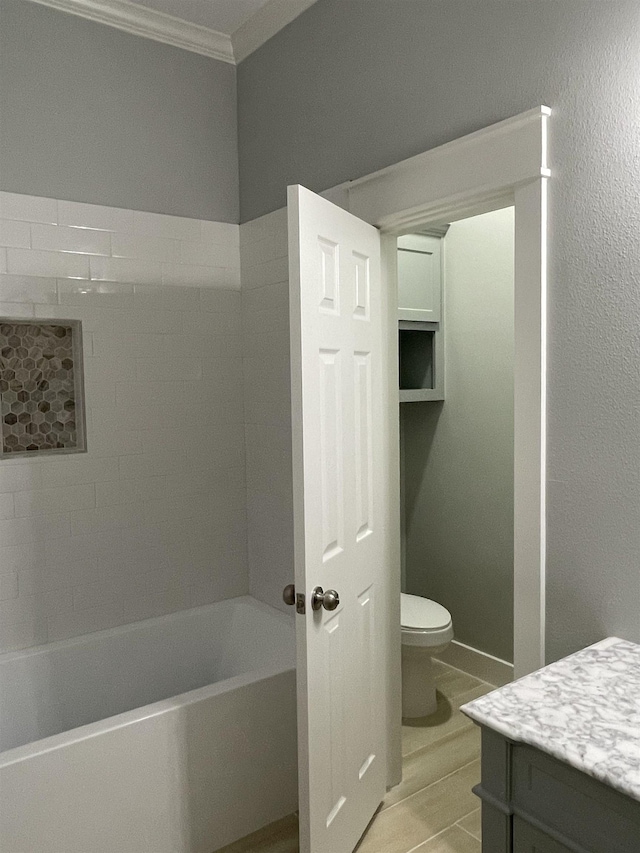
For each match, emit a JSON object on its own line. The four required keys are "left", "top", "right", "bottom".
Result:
{"left": 0, "top": 596, "right": 297, "bottom": 853}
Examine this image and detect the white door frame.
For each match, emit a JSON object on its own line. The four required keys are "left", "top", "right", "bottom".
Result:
{"left": 321, "top": 106, "right": 550, "bottom": 787}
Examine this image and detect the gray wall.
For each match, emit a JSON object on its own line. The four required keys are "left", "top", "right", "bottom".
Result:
{"left": 0, "top": 0, "right": 238, "bottom": 222}
{"left": 238, "top": 0, "right": 640, "bottom": 663}
{"left": 404, "top": 209, "right": 514, "bottom": 663}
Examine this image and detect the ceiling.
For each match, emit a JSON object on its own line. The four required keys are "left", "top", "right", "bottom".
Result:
{"left": 27, "top": 0, "right": 319, "bottom": 63}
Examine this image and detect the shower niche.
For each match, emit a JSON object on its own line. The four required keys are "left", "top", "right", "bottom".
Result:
{"left": 0, "top": 319, "right": 86, "bottom": 457}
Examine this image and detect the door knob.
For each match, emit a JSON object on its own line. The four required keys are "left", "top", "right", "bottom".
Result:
{"left": 311, "top": 586, "right": 340, "bottom": 612}
{"left": 283, "top": 583, "right": 296, "bottom": 606}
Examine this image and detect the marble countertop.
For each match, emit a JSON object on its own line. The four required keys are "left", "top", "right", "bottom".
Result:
{"left": 461, "top": 637, "right": 640, "bottom": 802}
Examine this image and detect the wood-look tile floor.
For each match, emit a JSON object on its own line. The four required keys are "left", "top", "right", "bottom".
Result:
{"left": 216, "top": 662, "right": 492, "bottom": 853}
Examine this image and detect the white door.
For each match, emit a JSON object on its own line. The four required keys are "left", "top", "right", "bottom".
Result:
{"left": 288, "top": 185, "right": 387, "bottom": 853}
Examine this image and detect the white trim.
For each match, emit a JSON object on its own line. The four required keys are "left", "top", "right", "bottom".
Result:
{"left": 322, "top": 106, "right": 549, "bottom": 680}
{"left": 24, "top": 0, "right": 319, "bottom": 64}
{"left": 25, "top": 0, "right": 235, "bottom": 62}
{"left": 232, "top": 0, "right": 319, "bottom": 63}
{"left": 434, "top": 640, "right": 514, "bottom": 688}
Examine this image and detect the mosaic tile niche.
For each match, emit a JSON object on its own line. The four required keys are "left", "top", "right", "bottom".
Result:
{"left": 0, "top": 320, "right": 86, "bottom": 457}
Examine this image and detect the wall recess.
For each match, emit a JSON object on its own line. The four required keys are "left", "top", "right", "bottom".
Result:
{"left": 0, "top": 320, "right": 86, "bottom": 458}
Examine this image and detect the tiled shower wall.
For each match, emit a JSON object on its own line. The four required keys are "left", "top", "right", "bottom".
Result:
{"left": 240, "top": 209, "right": 294, "bottom": 614}
{"left": 0, "top": 192, "right": 247, "bottom": 653}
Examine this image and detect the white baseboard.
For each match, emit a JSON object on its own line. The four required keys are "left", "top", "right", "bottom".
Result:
{"left": 434, "top": 639, "right": 513, "bottom": 687}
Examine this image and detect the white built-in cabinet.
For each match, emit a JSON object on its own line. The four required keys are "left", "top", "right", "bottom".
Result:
{"left": 397, "top": 234, "right": 441, "bottom": 322}
{"left": 397, "top": 231, "right": 445, "bottom": 402}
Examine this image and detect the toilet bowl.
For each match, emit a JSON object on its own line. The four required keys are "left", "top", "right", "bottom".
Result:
{"left": 401, "top": 592, "right": 454, "bottom": 718}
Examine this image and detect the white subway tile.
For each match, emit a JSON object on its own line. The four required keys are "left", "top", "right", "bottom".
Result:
{"left": 115, "top": 379, "right": 202, "bottom": 408}
{"left": 0, "top": 588, "right": 72, "bottom": 626}
{"left": 58, "top": 200, "right": 133, "bottom": 232}
{"left": 31, "top": 224, "right": 111, "bottom": 256}
{"left": 87, "top": 430, "right": 142, "bottom": 457}
{"left": 243, "top": 354, "right": 290, "bottom": 385}
{"left": 84, "top": 381, "right": 116, "bottom": 408}
{"left": 0, "top": 513, "right": 70, "bottom": 546}
{"left": 163, "top": 332, "right": 242, "bottom": 358}
{"left": 0, "top": 464, "right": 43, "bottom": 493}
{"left": 200, "top": 220, "right": 239, "bottom": 245}
{"left": 0, "top": 192, "right": 57, "bottom": 224}
{"left": 245, "top": 427, "right": 293, "bottom": 495}
{"left": 98, "top": 543, "right": 166, "bottom": 578}
{"left": 0, "top": 274, "right": 58, "bottom": 303}
{"left": 0, "top": 542, "right": 46, "bottom": 573}
{"left": 7, "top": 248, "right": 90, "bottom": 280}
{"left": 84, "top": 354, "right": 134, "bottom": 384}
{"left": 89, "top": 255, "right": 162, "bottom": 284}
{"left": 161, "top": 263, "right": 228, "bottom": 288}
{"left": 242, "top": 281, "right": 289, "bottom": 313}
{"left": 40, "top": 457, "right": 119, "bottom": 488}
{"left": 133, "top": 210, "right": 201, "bottom": 241}
{"left": 111, "top": 233, "right": 178, "bottom": 263}
{"left": 180, "top": 239, "right": 239, "bottom": 269}
{"left": 82, "top": 331, "right": 94, "bottom": 357}
{"left": 95, "top": 476, "right": 167, "bottom": 507}
{"left": 92, "top": 331, "right": 165, "bottom": 357}
{"left": 0, "top": 619, "right": 48, "bottom": 653}
{"left": 72, "top": 580, "right": 123, "bottom": 612}
{"left": 184, "top": 309, "right": 242, "bottom": 338}
{"left": 70, "top": 502, "right": 145, "bottom": 537}
{"left": 0, "top": 572, "right": 18, "bottom": 600}
{"left": 243, "top": 376, "right": 291, "bottom": 428}
{"left": 18, "top": 556, "right": 100, "bottom": 596}
{"left": 47, "top": 603, "right": 125, "bottom": 642}
{"left": 134, "top": 284, "right": 200, "bottom": 312}
{"left": 119, "top": 305, "right": 181, "bottom": 333}
{"left": 241, "top": 236, "right": 288, "bottom": 270}
{"left": 117, "top": 452, "right": 184, "bottom": 481}
{"left": 190, "top": 574, "right": 247, "bottom": 608}
{"left": 14, "top": 484, "right": 96, "bottom": 518}
{"left": 198, "top": 287, "right": 241, "bottom": 314}
{"left": 123, "top": 585, "right": 190, "bottom": 623}
{"left": 134, "top": 428, "right": 186, "bottom": 454}
{"left": 57, "top": 280, "right": 134, "bottom": 309}
{"left": 128, "top": 284, "right": 163, "bottom": 311}
{"left": 135, "top": 356, "right": 202, "bottom": 382}
{"left": 0, "top": 301, "right": 35, "bottom": 317}
{"left": 224, "top": 267, "right": 241, "bottom": 289}
{"left": 0, "top": 493, "right": 15, "bottom": 519}
{"left": 241, "top": 256, "right": 288, "bottom": 290}
{"left": 0, "top": 219, "right": 31, "bottom": 249}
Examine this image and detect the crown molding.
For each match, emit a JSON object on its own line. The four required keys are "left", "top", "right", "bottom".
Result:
{"left": 26, "top": 0, "right": 319, "bottom": 64}
{"left": 232, "top": 0, "right": 319, "bottom": 63}
{"left": 26, "top": 0, "right": 236, "bottom": 64}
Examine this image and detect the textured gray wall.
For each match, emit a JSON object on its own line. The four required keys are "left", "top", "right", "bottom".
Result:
{"left": 0, "top": 0, "right": 238, "bottom": 222}
{"left": 404, "top": 209, "right": 514, "bottom": 663}
{"left": 238, "top": 0, "right": 640, "bottom": 663}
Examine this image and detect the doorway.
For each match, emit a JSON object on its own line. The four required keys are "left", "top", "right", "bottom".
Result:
{"left": 400, "top": 208, "right": 515, "bottom": 673}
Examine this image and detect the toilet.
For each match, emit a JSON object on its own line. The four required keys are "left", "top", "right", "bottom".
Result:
{"left": 401, "top": 592, "right": 454, "bottom": 718}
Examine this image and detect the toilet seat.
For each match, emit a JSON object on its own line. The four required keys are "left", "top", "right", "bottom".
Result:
{"left": 401, "top": 593, "right": 454, "bottom": 648}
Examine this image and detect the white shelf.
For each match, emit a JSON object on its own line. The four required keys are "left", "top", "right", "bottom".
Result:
{"left": 399, "top": 389, "right": 444, "bottom": 403}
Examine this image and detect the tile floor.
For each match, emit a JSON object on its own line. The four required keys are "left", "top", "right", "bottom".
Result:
{"left": 217, "top": 662, "right": 494, "bottom": 853}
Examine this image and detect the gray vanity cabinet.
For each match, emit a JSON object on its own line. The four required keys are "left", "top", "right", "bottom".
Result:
{"left": 476, "top": 727, "right": 640, "bottom": 852}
